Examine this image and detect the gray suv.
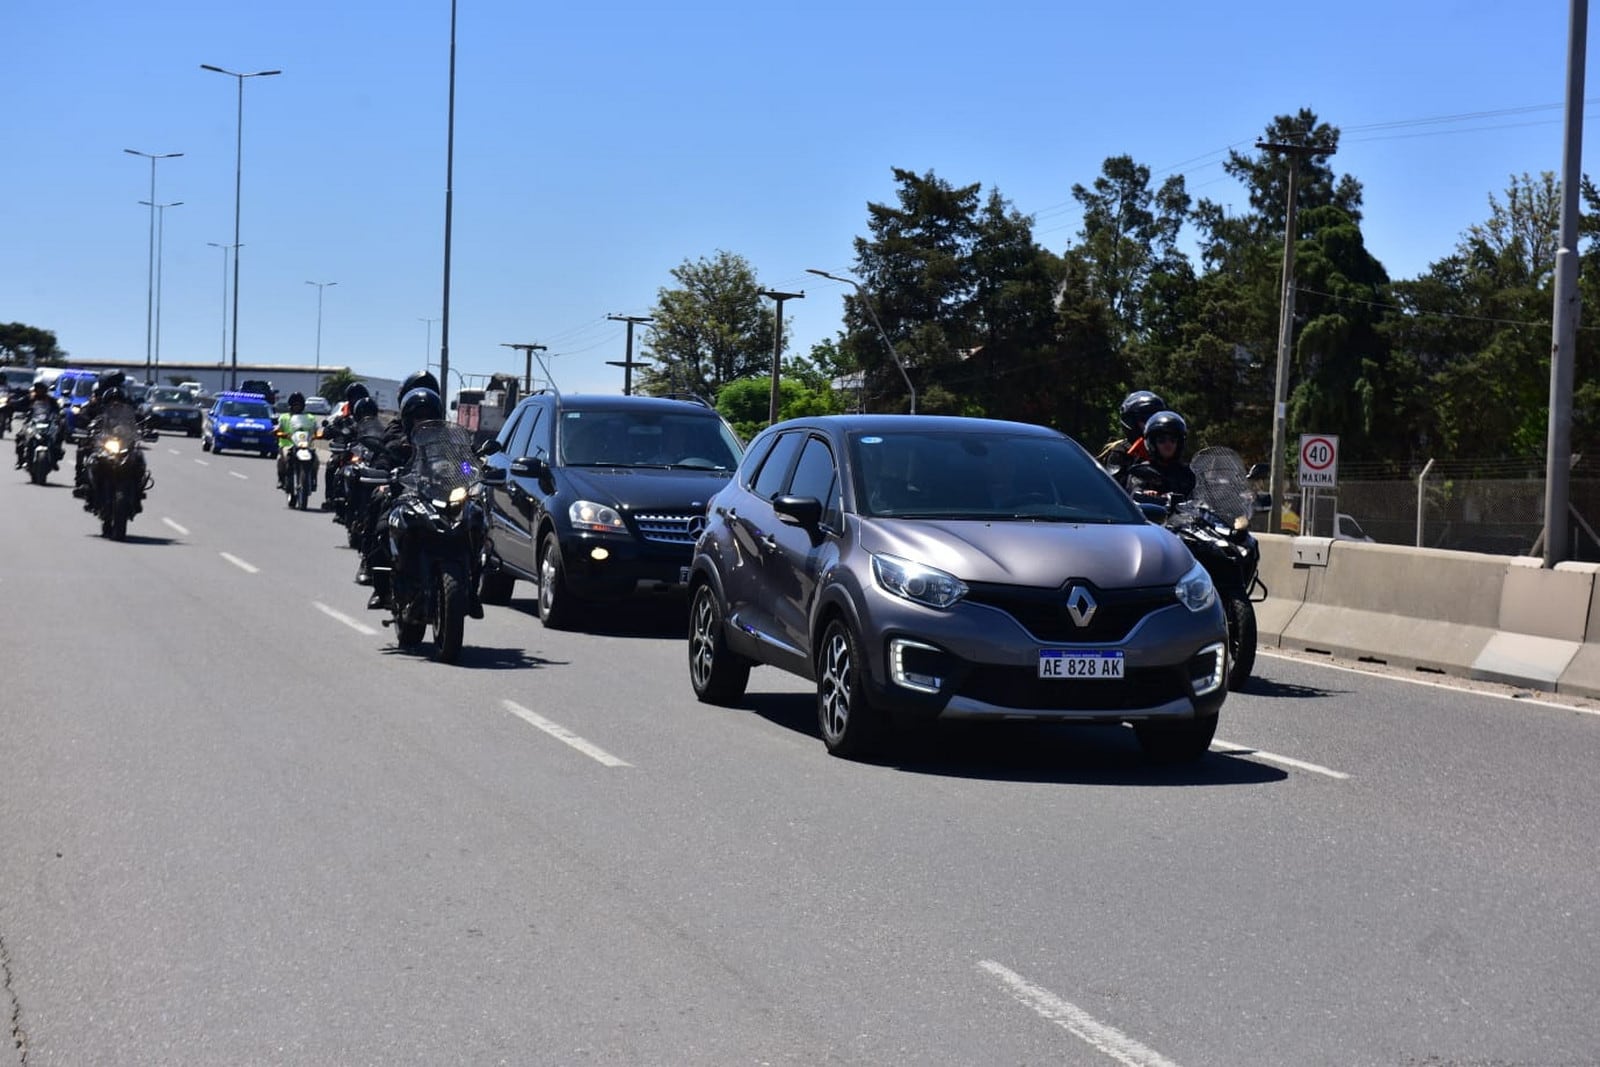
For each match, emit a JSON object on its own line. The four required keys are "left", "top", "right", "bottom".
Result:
{"left": 686, "top": 415, "right": 1228, "bottom": 761}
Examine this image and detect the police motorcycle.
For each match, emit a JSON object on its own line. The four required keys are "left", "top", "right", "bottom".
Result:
{"left": 86, "top": 402, "right": 156, "bottom": 540}
{"left": 1158, "top": 447, "right": 1265, "bottom": 691}
{"left": 283, "top": 426, "right": 319, "bottom": 510}
{"left": 361, "top": 419, "right": 486, "bottom": 663}
{"left": 19, "top": 408, "right": 63, "bottom": 485}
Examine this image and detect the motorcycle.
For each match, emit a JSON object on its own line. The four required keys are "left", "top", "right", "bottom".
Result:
{"left": 282, "top": 428, "right": 319, "bottom": 511}
{"left": 86, "top": 405, "right": 154, "bottom": 541}
{"left": 322, "top": 421, "right": 355, "bottom": 515}
{"left": 20, "top": 410, "right": 62, "bottom": 485}
{"left": 340, "top": 415, "right": 391, "bottom": 550}
{"left": 370, "top": 420, "right": 485, "bottom": 663}
{"left": 1168, "top": 447, "right": 1266, "bottom": 691}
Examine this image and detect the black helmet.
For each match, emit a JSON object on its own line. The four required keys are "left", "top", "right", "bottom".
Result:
{"left": 400, "top": 370, "right": 440, "bottom": 397}
{"left": 94, "top": 370, "right": 126, "bottom": 399}
{"left": 287, "top": 391, "right": 306, "bottom": 411}
{"left": 1142, "top": 410, "right": 1187, "bottom": 456}
{"left": 32, "top": 380, "right": 48, "bottom": 397}
{"left": 1119, "top": 390, "right": 1167, "bottom": 436}
{"left": 352, "top": 397, "right": 379, "bottom": 420}
{"left": 344, "top": 382, "right": 370, "bottom": 404}
{"left": 100, "top": 387, "right": 128, "bottom": 407}
{"left": 400, "top": 387, "right": 444, "bottom": 433}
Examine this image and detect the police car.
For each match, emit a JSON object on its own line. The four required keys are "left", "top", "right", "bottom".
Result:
{"left": 202, "top": 391, "right": 278, "bottom": 456}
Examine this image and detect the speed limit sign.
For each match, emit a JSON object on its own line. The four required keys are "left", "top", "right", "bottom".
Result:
{"left": 1299, "top": 434, "right": 1339, "bottom": 487}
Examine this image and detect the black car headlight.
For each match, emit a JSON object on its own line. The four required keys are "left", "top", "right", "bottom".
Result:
{"left": 1175, "top": 560, "right": 1217, "bottom": 612}
{"left": 871, "top": 553, "right": 967, "bottom": 609}
{"left": 570, "top": 499, "right": 626, "bottom": 534}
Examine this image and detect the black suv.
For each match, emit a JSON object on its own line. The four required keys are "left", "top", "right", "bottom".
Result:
{"left": 477, "top": 392, "right": 744, "bottom": 628}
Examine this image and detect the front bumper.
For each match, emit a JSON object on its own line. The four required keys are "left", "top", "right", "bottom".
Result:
{"left": 558, "top": 531, "right": 693, "bottom": 600}
{"left": 148, "top": 409, "right": 202, "bottom": 431}
{"left": 215, "top": 426, "right": 276, "bottom": 452}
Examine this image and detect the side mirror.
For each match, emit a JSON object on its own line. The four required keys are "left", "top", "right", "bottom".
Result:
{"left": 476, "top": 438, "right": 504, "bottom": 458}
{"left": 1137, "top": 501, "right": 1168, "bottom": 524}
{"left": 1246, "top": 463, "right": 1269, "bottom": 480}
{"left": 480, "top": 466, "right": 507, "bottom": 486}
{"left": 356, "top": 467, "right": 393, "bottom": 485}
{"left": 510, "top": 455, "right": 549, "bottom": 479}
{"left": 774, "top": 494, "right": 823, "bottom": 530}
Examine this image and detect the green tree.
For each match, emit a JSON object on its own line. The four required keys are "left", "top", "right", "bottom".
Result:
{"left": 713, "top": 375, "right": 841, "bottom": 441}
{"left": 0, "top": 323, "right": 67, "bottom": 366}
{"left": 317, "top": 367, "right": 360, "bottom": 405}
{"left": 638, "top": 251, "right": 779, "bottom": 400}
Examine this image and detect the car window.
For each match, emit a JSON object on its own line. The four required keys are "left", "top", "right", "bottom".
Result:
{"left": 558, "top": 409, "right": 741, "bottom": 469}
{"left": 788, "top": 436, "right": 840, "bottom": 527}
{"left": 738, "top": 432, "right": 779, "bottom": 489}
{"left": 72, "top": 377, "right": 97, "bottom": 399}
{"left": 496, "top": 407, "right": 525, "bottom": 450}
{"left": 510, "top": 406, "right": 540, "bottom": 459}
{"left": 148, "top": 388, "right": 186, "bottom": 404}
{"left": 751, "top": 431, "right": 805, "bottom": 501}
{"left": 529, "top": 403, "right": 554, "bottom": 457}
{"left": 849, "top": 429, "right": 1144, "bottom": 523}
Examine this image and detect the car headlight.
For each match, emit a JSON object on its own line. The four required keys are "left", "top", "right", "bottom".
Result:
{"left": 1175, "top": 559, "right": 1216, "bottom": 612}
{"left": 871, "top": 553, "right": 967, "bottom": 609}
{"left": 569, "top": 499, "right": 626, "bottom": 533}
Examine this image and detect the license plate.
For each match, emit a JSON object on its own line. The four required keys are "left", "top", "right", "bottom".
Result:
{"left": 1038, "top": 650, "right": 1125, "bottom": 679}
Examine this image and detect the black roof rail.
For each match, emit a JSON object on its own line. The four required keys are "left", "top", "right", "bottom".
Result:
{"left": 654, "top": 391, "right": 715, "bottom": 410}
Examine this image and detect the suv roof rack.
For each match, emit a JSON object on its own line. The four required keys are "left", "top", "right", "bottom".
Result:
{"left": 653, "top": 391, "right": 714, "bottom": 410}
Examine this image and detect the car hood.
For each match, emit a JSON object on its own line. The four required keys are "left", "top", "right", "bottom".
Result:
{"left": 218, "top": 416, "right": 274, "bottom": 430}
{"left": 562, "top": 466, "right": 733, "bottom": 513}
{"left": 857, "top": 517, "right": 1193, "bottom": 589}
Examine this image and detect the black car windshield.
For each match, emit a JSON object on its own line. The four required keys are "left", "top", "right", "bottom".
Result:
{"left": 149, "top": 388, "right": 187, "bottom": 404}
{"left": 558, "top": 410, "right": 741, "bottom": 470}
{"left": 848, "top": 429, "right": 1145, "bottom": 523}
{"left": 220, "top": 401, "right": 272, "bottom": 418}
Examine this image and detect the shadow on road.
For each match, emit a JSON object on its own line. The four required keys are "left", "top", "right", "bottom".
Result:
{"left": 1235, "top": 675, "right": 1344, "bottom": 699}
{"left": 735, "top": 691, "right": 1288, "bottom": 786}
{"left": 506, "top": 595, "right": 687, "bottom": 640}
{"left": 80, "top": 532, "right": 177, "bottom": 546}
{"left": 380, "top": 642, "right": 567, "bottom": 671}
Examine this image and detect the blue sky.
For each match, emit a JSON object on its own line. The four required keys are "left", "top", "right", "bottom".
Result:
{"left": 3, "top": 0, "right": 1593, "bottom": 397}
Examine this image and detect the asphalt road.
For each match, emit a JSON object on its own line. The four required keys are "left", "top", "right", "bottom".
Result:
{"left": 3, "top": 436, "right": 1598, "bottom": 1066}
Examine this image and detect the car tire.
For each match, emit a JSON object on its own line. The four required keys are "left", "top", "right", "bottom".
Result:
{"left": 1224, "top": 594, "right": 1257, "bottom": 692}
{"left": 201, "top": 438, "right": 211, "bottom": 452}
{"left": 537, "top": 531, "right": 581, "bottom": 630}
{"left": 1135, "top": 713, "right": 1219, "bottom": 764}
{"left": 688, "top": 582, "right": 750, "bottom": 705}
{"left": 816, "top": 618, "right": 887, "bottom": 759}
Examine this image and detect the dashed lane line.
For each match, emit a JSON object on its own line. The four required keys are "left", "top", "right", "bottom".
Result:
{"left": 500, "top": 700, "right": 631, "bottom": 768}
{"left": 313, "top": 600, "right": 378, "bottom": 636}
{"left": 162, "top": 517, "right": 190, "bottom": 536}
{"left": 220, "top": 552, "right": 259, "bottom": 574}
{"left": 168, "top": 448, "right": 181, "bottom": 455}
{"left": 978, "top": 960, "right": 1182, "bottom": 1067}
{"left": 1211, "top": 738, "right": 1350, "bottom": 780}
{"left": 194, "top": 459, "right": 210, "bottom": 467}
{"left": 229, "top": 471, "right": 248, "bottom": 480}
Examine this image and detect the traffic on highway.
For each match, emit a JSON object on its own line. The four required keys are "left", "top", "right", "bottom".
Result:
{"left": 3, "top": 384, "right": 1599, "bottom": 1065}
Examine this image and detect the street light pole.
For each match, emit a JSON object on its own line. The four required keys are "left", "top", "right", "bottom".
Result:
{"left": 201, "top": 64, "right": 281, "bottom": 389}
{"left": 438, "top": 0, "right": 459, "bottom": 396}
{"left": 139, "top": 200, "right": 182, "bottom": 384}
{"left": 125, "top": 149, "right": 182, "bottom": 384}
{"left": 805, "top": 268, "right": 916, "bottom": 414}
{"left": 306, "top": 280, "right": 337, "bottom": 392}
{"left": 207, "top": 243, "right": 240, "bottom": 368}
{"left": 760, "top": 289, "right": 804, "bottom": 424}
{"left": 418, "top": 318, "right": 440, "bottom": 368}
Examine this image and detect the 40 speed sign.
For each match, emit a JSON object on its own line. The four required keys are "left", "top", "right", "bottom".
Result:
{"left": 1298, "top": 434, "right": 1339, "bottom": 487}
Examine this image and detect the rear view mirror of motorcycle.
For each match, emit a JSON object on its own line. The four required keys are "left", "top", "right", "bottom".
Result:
{"left": 356, "top": 467, "right": 393, "bottom": 485}
{"left": 1137, "top": 501, "right": 1168, "bottom": 524}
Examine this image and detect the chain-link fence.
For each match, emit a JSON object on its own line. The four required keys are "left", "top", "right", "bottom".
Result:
{"left": 1257, "top": 459, "right": 1600, "bottom": 560}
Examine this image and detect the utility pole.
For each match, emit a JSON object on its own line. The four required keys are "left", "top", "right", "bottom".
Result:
{"left": 1257, "top": 139, "right": 1331, "bottom": 535}
{"left": 606, "top": 314, "right": 653, "bottom": 395}
{"left": 760, "top": 289, "right": 804, "bottom": 424}
{"left": 501, "top": 342, "right": 547, "bottom": 396}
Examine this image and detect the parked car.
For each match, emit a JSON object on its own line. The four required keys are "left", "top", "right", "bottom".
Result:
{"left": 202, "top": 392, "right": 278, "bottom": 456}
{"left": 304, "top": 396, "right": 332, "bottom": 417}
{"left": 685, "top": 415, "right": 1230, "bottom": 761}
{"left": 477, "top": 392, "right": 744, "bottom": 628}
{"left": 139, "top": 386, "right": 204, "bottom": 437}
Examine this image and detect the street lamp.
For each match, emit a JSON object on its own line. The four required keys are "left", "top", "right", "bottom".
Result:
{"left": 418, "top": 317, "right": 440, "bottom": 368}
{"left": 306, "top": 280, "right": 337, "bottom": 392}
{"left": 139, "top": 199, "right": 182, "bottom": 384}
{"left": 206, "top": 242, "right": 241, "bottom": 367}
{"left": 201, "top": 63, "right": 281, "bottom": 388}
{"left": 805, "top": 268, "right": 916, "bottom": 414}
{"left": 124, "top": 148, "right": 182, "bottom": 383}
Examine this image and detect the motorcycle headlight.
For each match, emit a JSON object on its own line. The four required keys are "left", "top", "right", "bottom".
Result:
{"left": 569, "top": 499, "right": 626, "bottom": 533}
{"left": 871, "top": 553, "right": 967, "bottom": 610}
{"left": 101, "top": 438, "right": 127, "bottom": 456}
{"left": 1175, "top": 560, "right": 1217, "bottom": 613}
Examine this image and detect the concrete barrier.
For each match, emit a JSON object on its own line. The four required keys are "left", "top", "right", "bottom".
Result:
{"left": 1252, "top": 533, "right": 1306, "bottom": 648}
{"left": 1474, "top": 558, "right": 1595, "bottom": 691}
{"left": 1546, "top": 561, "right": 1600, "bottom": 698}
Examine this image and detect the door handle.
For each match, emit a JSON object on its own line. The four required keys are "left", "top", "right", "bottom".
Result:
{"left": 759, "top": 533, "right": 777, "bottom": 550}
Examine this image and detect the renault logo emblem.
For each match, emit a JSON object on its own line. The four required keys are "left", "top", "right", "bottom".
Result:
{"left": 1065, "top": 586, "right": 1098, "bottom": 627}
{"left": 686, "top": 514, "right": 708, "bottom": 540}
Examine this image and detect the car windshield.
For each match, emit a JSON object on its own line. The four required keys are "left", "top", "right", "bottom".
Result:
{"left": 71, "top": 377, "right": 97, "bottom": 399}
{"left": 558, "top": 409, "right": 742, "bottom": 470}
{"left": 149, "top": 388, "right": 186, "bottom": 404}
{"left": 221, "top": 401, "right": 272, "bottom": 418}
{"left": 305, "top": 398, "right": 332, "bottom": 416}
{"left": 848, "top": 429, "right": 1145, "bottom": 523}
{"left": 3, "top": 371, "right": 33, "bottom": 390}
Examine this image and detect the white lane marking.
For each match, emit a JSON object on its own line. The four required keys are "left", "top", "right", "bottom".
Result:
{"left": 194, "top": 459, "right": 210, "bottom": 467}
{"left": 978, "top": 960, "right": 1181, "bottom": 1067}
{"left": 168, "top": 448, "right": 181, "bottom": 455}
{"left": 220, "top": 552, "right": 259, "bottom": 574}
{"left": 1260, "top": 650, "right": 1600, "bottom": 718}
{"left": 229, "top": 470, "right": 248, "bottom": 480}
{"left": 500, "top": 700, "right": 631, "bottom": 768}
{"left": 162, "top": 517, "right": 190, "bottom": 536}
{"left": 314, "top": 600, "right": 378, "bottom": 636}
{"left": 1211, "top": 738, "right": 1349, "bottom": 780}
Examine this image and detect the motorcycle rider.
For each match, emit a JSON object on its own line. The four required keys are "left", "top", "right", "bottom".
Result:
{"left": 359, "top": 374, "right": 441, "bottom": 606}
{"left": 1098, "top": 389, "right": 1168, "bottom": 477}
{"left": 1119, "top": 409, "right": 1197, "bottom": 502}
{"left": 331, "top": 381, "right": 371, "bottom": 423}
{"left": 75, "top": 380, "right": 147, "bottom": 512}
{"left": 72, "top": 372, "right": 129, "bottom": 496}
{"left": 275, "top": 391, "right": 321, "bottom": 494}
{"left": 15, "top": 381, "right": 62, "bottom": 470}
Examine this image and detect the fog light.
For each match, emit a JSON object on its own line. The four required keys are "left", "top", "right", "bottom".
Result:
{"left": 890, "top": 637, "right": 945, "bottom": 694}
{"left": 590, "top": 546, "right": 610, "bottom": 561}
{"left": 1190, "top": 641, "right": 1226, "bottom": 696}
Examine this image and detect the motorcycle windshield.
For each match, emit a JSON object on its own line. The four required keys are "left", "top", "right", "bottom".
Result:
{"left": 1189, "top": 447, "right": 1254, "bottom": 525}
{"left": 94, "top": 404, "right": 142, "bottom": 449}
{"left": 404, "top": 420, "right": 480, "bottom": 501}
